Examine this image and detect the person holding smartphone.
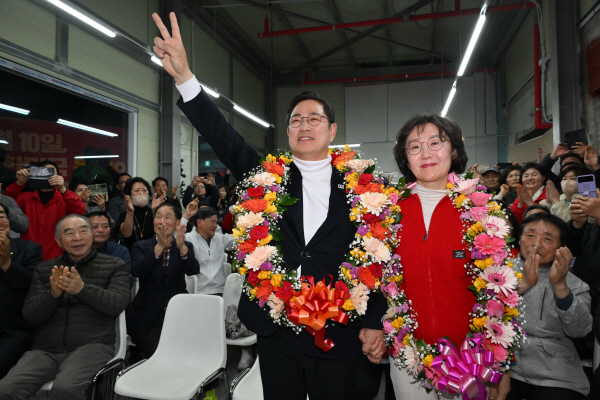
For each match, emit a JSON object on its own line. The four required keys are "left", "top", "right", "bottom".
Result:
{"left": 181, "top": 173, "right": 219, "bottom": 209}
{"left": 4, "top": 161, "right": 85, "bottom": 261}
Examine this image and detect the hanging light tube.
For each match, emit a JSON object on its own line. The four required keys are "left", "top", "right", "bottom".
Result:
{"left": 233, "top": 104, "right": 270, "bottom": 128}
{"left": 57, "top": 119, "right": 118, "bottom": 137}
{"left": 441, "top": 83, "right": 457, "bottom": 117}
{"left": 0, "top": 103, "right": 30, "bottom": 115}
{"left": 0, "top": 140, "right": 8, "bottom": 145}
{"left": 457, "top": 14, "right": 487, "bottom": 76}
{"left": 329, "top": 144, "right": 361, "bottom": 148}
{"left": 74, "top": 155, "right": 119, "bottom": 159}
{"left": 46, "top": 0, "right": 116, "bottom": 37}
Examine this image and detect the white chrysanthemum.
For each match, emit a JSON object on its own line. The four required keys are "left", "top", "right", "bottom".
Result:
{"left": 249, "top": 172, "right": 276, "bottom": 187}
{"left": 350, "top": 283, "right": 370, "bottom": 315}
{"left": 403, "top": 340, "right": 420, "bottom": 374}
{"left": 359, "top": 192, "right": 391, "bottom": 216}
{"left": 480, "top": 265, "right": 518, "bottom": 296}
{"left": 346, "top": 159, "right": 375, "bottom": 174}
{"left": 482, "top": 215, "right": 510, "bottom": 238}
{"left": 245, "top": 245, "right": 277, "bottom": 271}
{"left": 363, "top": 236, "right": 391, "bottom": 263}
{"left": 236, "top": 212, "right": 264, "bottom": 230}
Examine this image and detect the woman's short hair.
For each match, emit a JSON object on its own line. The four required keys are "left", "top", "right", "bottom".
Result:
{"left": 393, "top": 114, "right": 468, "bottom": 183}
{"left": 557, "top": 164, "right": 592, "bottom": 181}
{"left": 500, "top": 165, "right": 522, "bottom": 186}
{"left": 123, "top": 177, "right": 151, "bottom": 196}
{"left": 519, "top": 163, "right": 547, "bottom": 185}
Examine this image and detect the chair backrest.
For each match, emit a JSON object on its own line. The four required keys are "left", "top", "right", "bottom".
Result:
{"left": 152, "top": 294, "right": 226, "bottom": 369}
{"left": 112, "top": 310, "right": 128, "bottom": 362}
{"left": 223, "top": 273, "right": 243, "bottom": 311}
{"left": 185, "top": 275, "right": 198, "bottom": 294}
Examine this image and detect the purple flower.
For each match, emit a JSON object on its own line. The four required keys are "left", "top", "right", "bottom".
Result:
{"left": 342, "top": 262, "right": 353, "bottom": 269}
{"left": 460, "top": 212, "right": 471, "bottom": 220}
{"left": 351, "top": 197, "right": 360, "bottom": 207}
{"left": 271, "top": 214, "right": 278, "bottom": 219}
{"left": 398, "top": 326, "right": 410, "bottom": 337}
{"left": 263, "top": 220, "right": 270, "bottom": 226}
{"left": 476, "top": 185, "right": 487, "bottom": 191}
{"left": 356, "top": 225, "right": 369, "bottom": 236}
{"left": 270, "top": 185, "right": 279, "bottom": 193}
{"left": 471, "top": 248, "right": 484, "bottom": 259}
{"left": 237, "top": 252, "right": 245, "bottom": 261}
{"left": 242, "top": 193, "right": 250, "bottom": 200}
{"left": 260, "top": 262, "right": 274, "bottom": 271}
{"left": 484, "top": 289, "right": 495, "bottom": 297}
{"left": 473, "top": 332, "right": 485, "bottom": 340}
{"left": 512, "top": 320, "right": 525, "bottom": 336}
{"left": 350, "top": 267, "right": 360, "bottom": 278}
{"left": 397, "top": 304, "right": 409, "bottom": 313}
{"left": 472, "top": 303, "right": 483, "bottom": 313}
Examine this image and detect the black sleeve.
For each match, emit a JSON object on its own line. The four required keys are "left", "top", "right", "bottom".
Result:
{"left": 540, "top": 153, "right": 559, "bottom": 188}
{"left": 207, "top": 184, "right": 220, "bottom": 208}
{"left": 567, "top": 220, "right": 587, "bottom": 257}
{"left": 182, "top": 186, "right": 194, "bottom": 208}
{"left": 178, "top": 90, "right": 261, "bottom": 181}
{"left": 0, "top": 241, "right": 42, "bottom": 290}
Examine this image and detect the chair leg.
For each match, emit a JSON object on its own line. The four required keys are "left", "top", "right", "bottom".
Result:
{"left": 221, "top": 369, "right": 230, "bottom": 400}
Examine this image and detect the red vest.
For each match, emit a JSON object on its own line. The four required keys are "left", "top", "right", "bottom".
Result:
{"left": 395, "top": 194, "right": 474, "bottom": 346}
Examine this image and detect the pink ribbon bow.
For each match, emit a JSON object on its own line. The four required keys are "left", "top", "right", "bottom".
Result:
{"left": 431, "top": 338, "right": 503, "bottom": 400}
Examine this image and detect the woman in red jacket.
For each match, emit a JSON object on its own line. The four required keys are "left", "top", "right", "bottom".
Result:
{"left": 510, "top": 163, "right": 548, "bottom": 222}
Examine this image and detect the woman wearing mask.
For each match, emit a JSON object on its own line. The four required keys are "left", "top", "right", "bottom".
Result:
{"left": 541, "top": 164, "right": 594, "bottom": 223}
{"left": 510, "top": 163, "right": 548, "bottom": 222}
{"left": 495, "top": 165, "right": 521, "bottom": 205}
{"left": 119, "top": 177, "right": 164, "bottom": 250}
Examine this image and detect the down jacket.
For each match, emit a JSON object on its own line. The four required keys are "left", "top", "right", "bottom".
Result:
{"left": 22, "top": 249, "right": 130, "bottom": 353}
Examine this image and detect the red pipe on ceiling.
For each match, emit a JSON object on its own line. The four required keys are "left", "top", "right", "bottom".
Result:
{"left": 533, "top": 24, "right": 552, "bottom": 130}
{"left": 259, "top": 2, "right": 535, "bottom": 38}
{"left": 301, "top": 66, "right": 499, "bottom": 85}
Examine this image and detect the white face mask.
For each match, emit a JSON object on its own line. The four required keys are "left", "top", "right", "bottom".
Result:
{"left": 561, "top": 180, "right": 578, "bottom": 197}
{"left": 132, "top": 195, "right": 148, "bottom": 207}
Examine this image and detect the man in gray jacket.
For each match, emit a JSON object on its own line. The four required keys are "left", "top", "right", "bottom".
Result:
{"left": 507, "top": 212, "right": 592, "bottom": 400}
{"left": 0, "top": 214, "right": 130, "bottom": 400}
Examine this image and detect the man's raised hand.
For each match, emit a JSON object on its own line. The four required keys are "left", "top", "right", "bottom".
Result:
{"left": 184, "top": 198, "right": 199, "bottom": 220}
{"left": 152, "top": 12, "right": 193, "bottom": 85}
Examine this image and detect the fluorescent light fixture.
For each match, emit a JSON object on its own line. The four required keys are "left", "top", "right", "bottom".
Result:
{"left": 233, "top": 104, "right": 270, "bottom": 128}
{"left": 0, "top": 140, "right": 8, "bottom": 145}
{"left": 200, "top": 84, "right": 220, "bottom": 98}
{"left": 57, "top": 119, "right": 118, "bottom": 137}
{"left": 457, "top": 14, "right": 486, "bottom": 77}
{"left": 151, "top": 56, "right": 162, "bottom": 66}
{"left": 74, "top": 155, "right": 119, "bottom": 159}
{"left": 0, "top": 103, "right": 30, "bottom": 115}
{"left": 46, "top": 0, "right": 115, "bottom": 37}
{"left": 441, "top": 84, "right": 457, "bottom": 117}
{"left": 328, "top": 144, "right": 361, "bottom": 148}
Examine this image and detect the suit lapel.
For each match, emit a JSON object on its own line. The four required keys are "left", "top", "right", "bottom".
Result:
{"left": 287, "top": 163, "right": 305, "bottom": 245}
{"left": 306, "top": 168, "right": 349, "bottom": 248}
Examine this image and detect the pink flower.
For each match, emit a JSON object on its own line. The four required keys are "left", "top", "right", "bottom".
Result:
{"left": 382, "top": 282, "right": 399, "bottom": 298}
{"left": 359, "top": 192, "right": 391, "bottom": 216}
{"left": 491, "top": 249, "right": 508, "bottom": 265}
{"left": 267, "top": 293, "right": 285, "bottom": 319}
{"left": 486, "top": 300, "right": 505, "bottom": 319}
{"left": 482, "top": 216, "right": 510, "bottom": 238}
{"left": 391, "top": 335, "right": 403, "bottom": 358}
{"left": 480, "top": 265, "right": 518, "bottom": 296}
{"left": 244, "top": 245, "right": 278, "bottom": 271}
{"left": 473, "top": 234, "right": 506, "bottom": 255}
{"left": 448, "top": 172, "right": 460, "bottom": 185}
{"left": 469, "top": 206, "right": 489, "bottom": 221}
{"left": 497, "top": 290, "right": 520, "bottom": 307}
{"left": 383, "top": 319, "right": 395, "bottom": 335}
{"left": 468, "top": 192, "right": 493, "bottom": 206}
{"left": 424, "top": 366, "right": 442, "bottom": 386}
{"left": 346, "top": 159, "right": 374, "bottom": 174}
{"left": 452, "top": 178, "right": 479, "bottom": 195}
{"left": 363, "top": 236, "right": 392, "bottom": 263}
{"left": 484, "top": 317, "right": 517, "bottom": 348}
{"left": 389, "top": 192, "right": 399, "bottom": 205}
{"left": 350, "top": 283, "right": 370, "bottom": 315}
{"left": 484, "top": 337, "right": 509, "bottom": 363}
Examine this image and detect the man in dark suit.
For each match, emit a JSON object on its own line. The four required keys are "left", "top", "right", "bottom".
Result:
{"left": 126, "top": 203, "right": 199, "bottom": 360}
{"left": 0, "top": 204, "right": 43, "bottom": 379}
{"left": 151, "top": 12, "right": 386, "bottom": 400}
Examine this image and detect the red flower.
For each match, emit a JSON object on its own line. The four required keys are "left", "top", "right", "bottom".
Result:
{"left": 358, "top": 174, "right": 373, "bottom": 185}
{"left": 358, "top": 267, "right": 376, "bottom": 289}
{"left": 330, "top": 151, "right": 341, "bottom": 165}
{"left": 247, "top": 187, "right": 264, "bottom": 198}
{"left": 370, "top": 223, "right": 390, "bottom": 241}
{"left": 247, "top": 270, "right": 260, "bottom": 285}
{"left": 362, "top": 213, "right": 379, "bottom": 224}
{"left": 256, "top": 280, "right": 273, "bottom": 306}
{"left": 276, "top": 158, "right": 286, "bottom": 166}
{"left": 238, "top": 239, "right": 258, "bottom": 254}
{"left": 353, "top": 185, "right": 368, "bottom": 195}
{"left": 249, "top": 226, "right": 269, "bottom": 241}
{"left": 365, "top": 183, "right": 383, "bottom": 193}
{"left": 276, "top": 281, "right": 294, "bottom": 301}
{"left": 335, "top": 280, "right": 349, "bottom": 294}
{"left": 262, "top": 161, "right": 284, "bottom": 175}
{"left": 369, "top": 263, "right": 383, "bottom": 279}
{"left": 332, "top": 151, "right": 357, "bottom": 167}
{"left": 242, "top": 199, "right": 268, "bottom": 213}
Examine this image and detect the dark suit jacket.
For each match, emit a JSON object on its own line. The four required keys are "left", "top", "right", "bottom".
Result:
{"left": 179, "top": 91, "right": 387, "bottom": 360}
{"left": 0, "top": 239, "right": 43, "bottom": 346}
{"left": 126, "top": 236, "right": 200, "bottom": 342}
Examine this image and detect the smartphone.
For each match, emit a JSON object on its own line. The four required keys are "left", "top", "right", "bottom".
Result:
{"left": 476, "top": 164, "right": 490, "bottom": 172}
{"left": 564, "top": 129, "right": 588, "bottom": 149}
{"left": 28, "top": 166, "right": 54, "bottom": 190}
{"left": 88, "top": 183, "right": 108, "bottom": 200}
{"left": 577, "top": 174, "right": 598, "bottom": 198}
{"left": 496, "top": 162, "right": 513, "bottom": 169}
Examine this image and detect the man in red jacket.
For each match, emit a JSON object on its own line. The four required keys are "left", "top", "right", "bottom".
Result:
{"left": 4, "top": 161, "right": 85, "bottom": 261}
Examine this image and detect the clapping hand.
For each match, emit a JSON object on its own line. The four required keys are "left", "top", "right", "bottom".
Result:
{"left": 518, "top": 243, "right": 540, "bottom": 294}
{"left": 584, "top": 145, "right": 599, "bottom": 171}
{"left": 58, "top": 266, "right": 85, "bottom": 295}
{"left": 172, "top": 184, "right": 178, "bottom": 199}
{"left": 154, "top": 221, "right": 170, "bottom": 256}
{"left": 545, "top": 180, "right": 560, "bottom": 205}
{"left": 0, "top": 235, "right": 11, "bottom": 272}
{"left": 551, "top": 143, "right": 570, "bottom": 160}
{"left": 50, "top": 266, "right": 66, "bottom": 298}
{"left": 152, "top": 12, "right": 193, "bottom": 85}
{"left": 516, "top": 184, "right": 534, "bottom": 207}
{"left": 151, "top": 192, "right": 166, "bottom": 210}
{"left": 175, "top": 224, "right": 188, "bottom": 254}
{"left": 124, "top": 195, "right": 134, "bottom": 213}
{"left": 498, "top": 183, "right": 510, "bottom": 198}
{"left": 183, "top": 198, "right": 199, "bottom": 220}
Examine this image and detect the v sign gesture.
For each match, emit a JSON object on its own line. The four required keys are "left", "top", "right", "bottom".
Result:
{"left": 152, "top": 12, "right": 193, "bottom": 85}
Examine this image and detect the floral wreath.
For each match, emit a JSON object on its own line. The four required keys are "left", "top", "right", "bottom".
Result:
{"left": 231, "top": 146, "right": 408, "bottom": 351}
{"left": 381, "top": 172, "right": 526, "bottom": 398}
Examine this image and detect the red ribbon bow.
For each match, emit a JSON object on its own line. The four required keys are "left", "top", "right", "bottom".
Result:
{"left": 431, "top": 338, "right": 503, "bottom": 400}
{"left": 285, "top": 275, "right": 350, "bottom": 352}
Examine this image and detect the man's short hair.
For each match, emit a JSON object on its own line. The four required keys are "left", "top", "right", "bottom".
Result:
{"left": 285, "top": 91, "right": 335, "bottom": 127}
{"left": 37, "top": 160, "right": 60, "bottom": 175}
{"left": 154, "top": 203, "right": 182, "bottom": 220}
{"left": 123, "top": 177, "right": 151, "bottom": 196}
{"left": 520, "top": 212, "right": 568, "bottom": 247}
{"left": 188, "top": 207, "right": 217, "bottom": 229}
{"left": 68, "top": 176, "right": 90, "bottom": 192}
{"left": 55, "top": 214, "right": 92, "bottom": 239}
{"left": 559, "top": 152, "right": 584, "bottom": 168}
{"left": 117, "top": 172, "right": 131, "bottom": 181}
{"left": 522, "top": 204, "right": 551, "bottom": 220}
{"left": 152, "top": 176, "right": 169, "bottom": 188}
{"left": 86, "top": 211, "right": 112, "bottom": 229}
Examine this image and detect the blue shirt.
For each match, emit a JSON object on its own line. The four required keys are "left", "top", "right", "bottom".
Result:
{"left": 96, "top": 241, "right": 133, "bottom": 287}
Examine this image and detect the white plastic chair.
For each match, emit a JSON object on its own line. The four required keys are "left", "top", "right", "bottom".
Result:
{"left": 115, "top": 294, "right": 229, "bottom": 400}
{"left": 223, "top": 273, "right": 257, "bottom": 347}
{"left": 38, "top": 310, "right": 127, "bottom": 399}
{"left": 186, "top": 274, "right": 198, "bottom": 294}
{"left": 582, "top": 336, "right": 600, "bottom": 372}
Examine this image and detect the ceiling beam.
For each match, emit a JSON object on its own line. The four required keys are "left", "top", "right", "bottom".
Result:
{"left": 326, "top": 0, "right": 357, "bottom": 67}
{"left": 270, "top": 3, "right": 314, "bottom": 66}
{"left": 382, "top": 0, "right": 394, "bottom": 67}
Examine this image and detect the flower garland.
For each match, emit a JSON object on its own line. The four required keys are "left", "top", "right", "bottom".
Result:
{"left": 381, "top": 172, "right": 525, "bottom": 396}
{"left": 232, "top": 146, "right": 407, "bottom": 351}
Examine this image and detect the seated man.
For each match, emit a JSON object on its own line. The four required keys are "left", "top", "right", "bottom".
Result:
{"left": 507, "top": 212, "right": 592, "bottom": 400}
{"left": 182, "top": 174, "right": 219, "bottom": 208}
{"left": 88, "top": 211, "right": 133, "bottom": 288}
{"left": 151, "top": 176, "right": 181, "bottom": 211}
{"left": 0, "top": 204, "right": 42, "bottom": 379}
{"left": 4, "top": 161, "right": 85, "bottom": 261}
{"left": 127, "top": 203, "right": 199, "bottom": 360}
{"left": 0, "top": 214, "right": 130, "bottom": 399}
